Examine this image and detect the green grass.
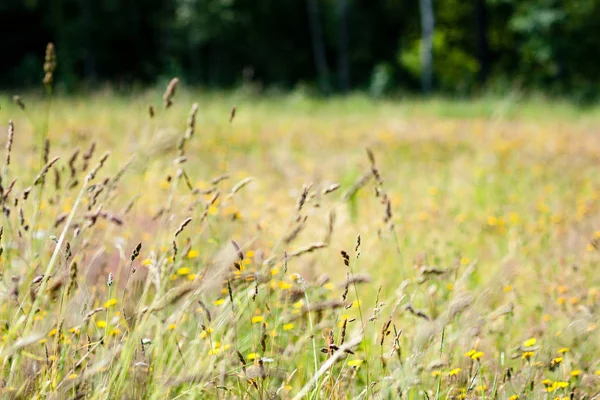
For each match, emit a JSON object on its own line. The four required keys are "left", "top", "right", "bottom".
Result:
{"left": 0, "top": 88, "right": 600, "bottom": 399}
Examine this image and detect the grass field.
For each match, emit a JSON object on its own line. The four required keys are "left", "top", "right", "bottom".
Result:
{"left": 1, "top": 87, "right": 600, "bottom": 399}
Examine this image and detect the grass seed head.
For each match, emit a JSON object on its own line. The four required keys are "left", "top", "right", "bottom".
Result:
{"left": 174, "top": 217, "right": 192, "bottom": 237}
{"left": 163, "top": 78, "right": 180, "bottom": 109}
{"left": 197, "top": 300, "right": 212, "bottom": 323}
{"left": 82, "top": 142, "right": 96, "bottom": 171}
{"left": 229, "top": 105, "right": 236, "bottom": 123}
{"left": 34, "top": 156, "right": 60, "bottom": 186}
{"left": 43, "top": 42, "right": 56, "bottom": 86}
{"left": 12, "top": 95, "right": 25, "bottom": 110}
{"left": 185, "top": 103, "right": 199, "bottom": 139}
{"left": 6, "top": 120, "right": 14, "bottom": 166}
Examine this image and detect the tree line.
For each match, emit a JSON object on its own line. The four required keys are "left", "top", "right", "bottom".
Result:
{"left": 2, "top": 0, "right": 599, "bottom": 99}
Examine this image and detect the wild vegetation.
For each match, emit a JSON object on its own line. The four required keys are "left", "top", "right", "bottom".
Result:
{"left": 1, "top": 46, "right": 600, "bottom": 399}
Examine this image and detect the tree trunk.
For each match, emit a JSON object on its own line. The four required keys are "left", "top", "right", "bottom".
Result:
{"left": 208, "top": 42, "right": 221, "bottom": 87}
{"left": 337, "top": 0, "right": 350, "bottom": 92}
{"left": 188, "top": 29, "right": 201, "bottom": 84}
{"left": 419, "top": 0, "right": 434, "bottom": 93}
{"left": 475, "top": 0, "right": 490, "bottom": 84}
{"left": 80, "top": 0, "right": 96, "bottom": 86}
{"left": 306, "top": 0, "right": 330, "bottom": 94}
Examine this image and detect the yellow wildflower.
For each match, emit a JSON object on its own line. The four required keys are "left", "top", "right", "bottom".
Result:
{"left": 251, "top": 316, "right": 264, "bottom": 324}
{"left": 278, "top": 281, "right": 292, "bottom": 290}
{"left": 283, "top": 323, "right": 294, "bottom": 331}
{"left": 187, "top": 250, "right": 200, "bottom": 259}
{"left": 347, "top": 359, "right": 363, "bottom": 367}
{"left": 176, "top": 267, "right": 191, "bottom": 276}
{"left": 552, "top": 357, "right": 563, "bottom": 365}
{"left": 523, "top": 337, "right": 536, "bottom": 347}
{"left": 471, "top": 351, "right": 484, "bottom": 361}
{"left": 557, "top": 285, "right": 568, "bottom": 294}
{"left": 293, "top": 300, "right": 304, "bottom": 309}
{"left": 104, "top": 298, "right": 117, "bottom": 308}
{"left": 68, "top": 327, "right": 80, "bottom": 335}
{"left": 570, "top": 297, "right": 579, "bottom": 305}
{"left": 449, "top": 368, "right": 461, "bottom": 376}
{"left": 570, "top": 370, "right": 581, "bottom": 377}
{"left": 199, "top": 328, "right": 213, "bottom": 339}
{"left": 522, "top": 351, "right": 535, "bottom": 360}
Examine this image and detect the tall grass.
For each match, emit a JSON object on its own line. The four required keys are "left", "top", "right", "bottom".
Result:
{"left": 1, "top": 47, "right": 600, "bottom": 399}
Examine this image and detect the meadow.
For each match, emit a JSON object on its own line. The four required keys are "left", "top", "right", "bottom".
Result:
{"left": 1, "top": 83, "right": 600, "bottom": 399}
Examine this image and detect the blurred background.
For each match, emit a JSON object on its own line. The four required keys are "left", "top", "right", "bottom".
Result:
{"left": 2, "top": 0, "right": 600, "bottom": 100}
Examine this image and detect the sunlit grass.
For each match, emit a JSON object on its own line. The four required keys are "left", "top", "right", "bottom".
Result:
{"left": 0, "top": 88, "right": 599, "bottom": 398}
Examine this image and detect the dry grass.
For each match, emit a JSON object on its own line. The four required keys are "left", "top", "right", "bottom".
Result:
{"left": 0, "top": 85, "right": 600, "bottom": 399}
